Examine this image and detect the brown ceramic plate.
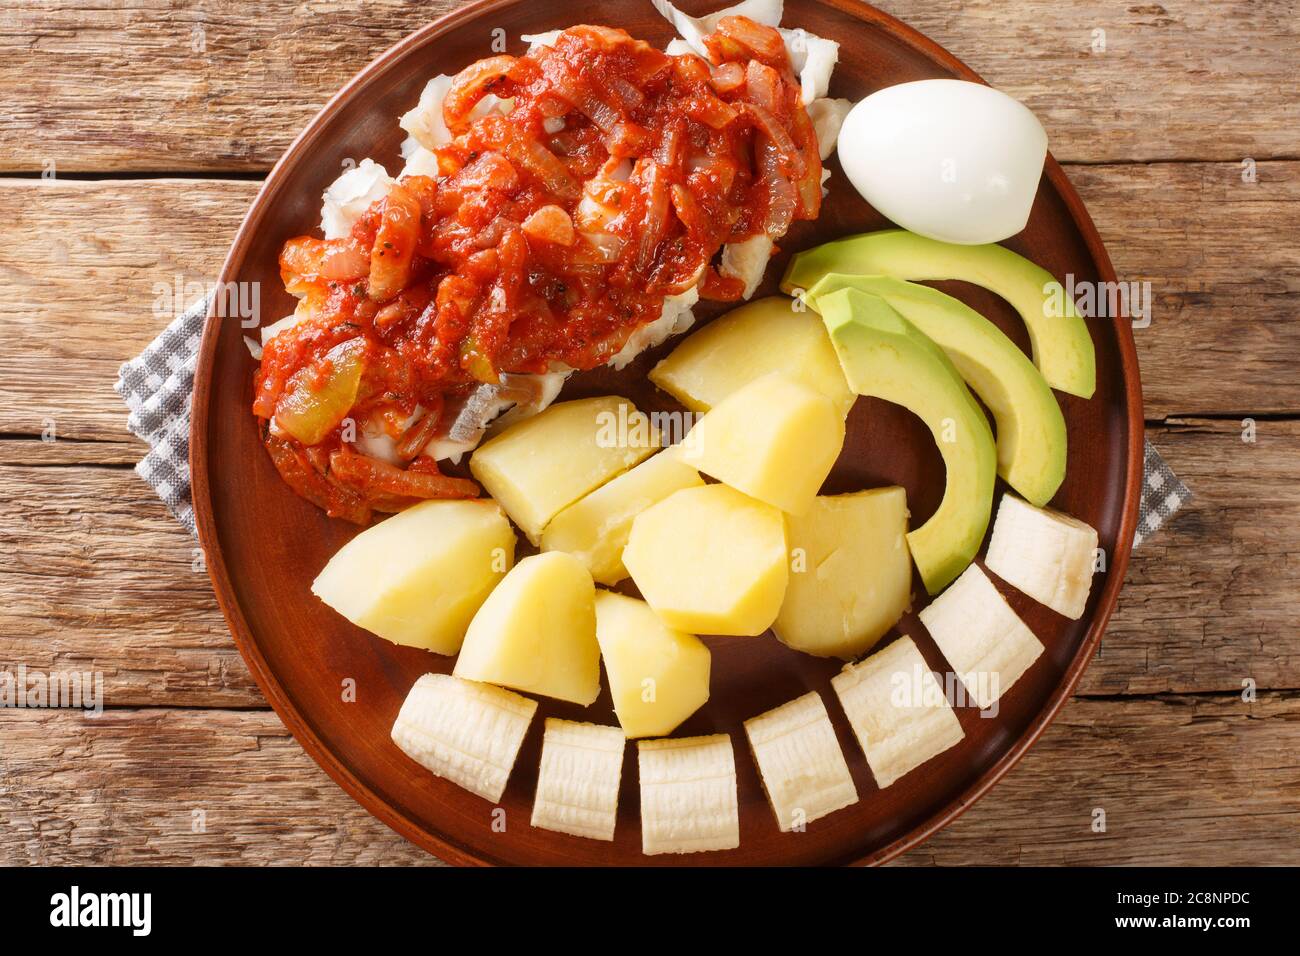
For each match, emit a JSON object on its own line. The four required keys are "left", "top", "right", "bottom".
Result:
{"left": 192, "top": 0, "right": 1143, "bottom": 866}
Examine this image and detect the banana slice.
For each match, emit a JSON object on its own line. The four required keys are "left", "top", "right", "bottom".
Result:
{"left": 919, "top": 565, "right": 1044, "bottom": 709}
{"left": 531, "top": 719, "right": 625, "bottom": 841}
{"left": 985, "top": 493, "right": 1099, "bottom": 620}
{"left": 638, "top": 735, "right": 740, "bottom": 855}
{"left": 743, "top": 692, "right": 857, "bottom": 831}
{"left": 831, "top": 637, "right": 964, "bottom": 789}
{"left": 391, "top": 674, "right": 537, "bottom": 803}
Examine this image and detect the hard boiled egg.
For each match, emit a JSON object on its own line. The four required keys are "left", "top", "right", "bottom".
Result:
{"left": 838, "top": 80, "right": 1048, "bottom": 245}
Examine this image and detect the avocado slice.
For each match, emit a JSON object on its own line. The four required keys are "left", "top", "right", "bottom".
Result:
{"left": 819, "top": 288, "right": 996, "bottom": 594}
{"left": 806, "top": 275, "right": 1066, "bottom": 507}
{"left": 781, "top": 229, "right": 1096, "bottom": 398}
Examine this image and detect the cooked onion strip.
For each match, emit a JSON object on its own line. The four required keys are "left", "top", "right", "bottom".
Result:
{"left": 257, "top": 17, "right": 828, "bottom": 522}
{"left": 329, "top": 444, "right": 480, "bottom": 499}
{"left": 443, "top": 55, "right": 518, "bottom": 133}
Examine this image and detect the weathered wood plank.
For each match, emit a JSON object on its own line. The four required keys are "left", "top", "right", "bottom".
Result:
{"left": 0, "top": 177, "right": 256, "bottom": 442}
{"left": 0, "top": 437, "right": 142, "bottom": 467}
{"left": 0, "top": 0, "right": 1295, "bottom": 172}
{"left": 4, "top": 0, "right": 1294, "bottom": 872}
{"left": 1067, "top": 161, "right": 1300, "bottom": 418}
{"left": 0, "top": 417, "right": 1294, "bottom": 709}
{"left": 1, "top": 694, "right": 1293, "bottom": 865}
{"left": 891, "top": 691, "right": 1300, "bottom": 866}
{"left": 879, "top": 0, "right": 1300, "bottom": 165}
{"left": 0, "top": 461, "right": 260, "bottom": 708}
{"left": 1, "top": 163, "right": 1294, "bottom": 447}
{"left": 1082, "top": 417, "right": 1300, "bottom": 696}
{"left": 0, "top": 707, "right": 437, "bottom": 865}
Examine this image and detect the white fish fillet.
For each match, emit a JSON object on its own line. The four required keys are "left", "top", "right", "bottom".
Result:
{"left": 320, "top": 158, "right": 393, "bottom": 239}
{"left": 808, "top": 97, "right": 852, "bottom": 160}
{"left": 651, "top": 0, "right": 837, "bottom": 104}
{"left": 720, "top": 234, "right": 774, "bottom": 299}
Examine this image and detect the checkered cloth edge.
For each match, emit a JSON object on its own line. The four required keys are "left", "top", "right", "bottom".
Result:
{"left": 116, "top": 295, "right": 1191, "bottom": 545}
{"left": 1134, "top": 437, "right": 1193, "bottom": 547}
{"left": 114, "top": 295, "right": 209, "bottom": 535}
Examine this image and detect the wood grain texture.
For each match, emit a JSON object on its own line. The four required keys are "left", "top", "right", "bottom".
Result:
{"left": 0, "top": 178, "right": 256, "bottom": 442}
{"left": 1068, "top": 161, "right": 1300, "bottom": 418}
{"left": 0, "top": 460, "right": 258, "bottom": 708}
{"left": 2, "top": 0, "right": 1295, "bottom": 171}
{"left": 1080, "top": 418, "right": 1300, "bottom": 696}
{"left": 2, "top": 694, "right": 1293, "bottom": 865}
{"left": 892, "top": 691, "right": 1300, "bottom": 866}
{"left": 1, "top": 0, "right": 1296, "bottom": 866}
{"left": 2, "top": 163, "right": 1293, "bottom": 448}
{"left": 32, "top": 0, "right": 1153, "bottom": 865}
{"left": 0, "top": 708, "right": 438, "bottom": 866}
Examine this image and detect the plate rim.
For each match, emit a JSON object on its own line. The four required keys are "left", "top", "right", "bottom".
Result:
{"left": 190, "top": 0, "right": 1145, "bottom": 867}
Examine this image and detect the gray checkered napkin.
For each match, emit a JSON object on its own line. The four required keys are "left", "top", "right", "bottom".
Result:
{"left": 116, "top": 294, "right": 1191, "bottom": 545}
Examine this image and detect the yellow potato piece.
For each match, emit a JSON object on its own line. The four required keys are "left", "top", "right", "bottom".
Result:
{"left": 311, "top": 499, "right": 515, "bottom": 655}
{"left": 775, "top": 488, "right": 912, "bottom": 659}
{"left": 681, "top": 374, "right": 845, "bottom": 516}
{"left": 540, "top": 449, "right": 704, "bottom": 586}
{"left": 624, "top": 483, "right": 788, "bottom": 636}
{"left": 469, "top": 396, "right": 659, "bottom": 544}
{"left": 594, "top": 591, "right": 711, "bottom": 739}
{"left": 453, "top": 552, "right": 600, "bottom": 705}
{"left": 648, "top": 296, "right": 855, "bottom": 415}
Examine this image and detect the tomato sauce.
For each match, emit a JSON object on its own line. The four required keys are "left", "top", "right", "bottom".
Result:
{"left": 254, "top": 18, "right": 822, "bottom": 522}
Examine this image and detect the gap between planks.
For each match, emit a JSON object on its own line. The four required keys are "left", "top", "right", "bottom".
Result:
{"left": 12, "top": 155, "right": 1300, "bottom": 181}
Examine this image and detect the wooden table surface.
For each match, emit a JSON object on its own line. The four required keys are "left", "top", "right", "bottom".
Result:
{"left": 2, "top": 0, "right": 1297, "bottom": 866}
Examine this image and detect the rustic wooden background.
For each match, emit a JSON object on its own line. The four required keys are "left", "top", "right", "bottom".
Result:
{"left": 1, "top": 0, "right": 1297, "bottom": 866}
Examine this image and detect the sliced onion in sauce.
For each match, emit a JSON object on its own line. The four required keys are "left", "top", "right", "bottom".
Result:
{"left": 577, "top": 230, "right": 626, "bottom": 262}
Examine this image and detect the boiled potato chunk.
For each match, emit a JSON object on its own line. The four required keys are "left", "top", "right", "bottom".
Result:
{"left": 649, "top": 296, "right": 855, "bottom": 415}
{"left": 540, "top": 449, "right": 704, "bottom": 586}
{"left": 775, "top": 488, "right": 912, "bottom": 659}
{"left": 593, "top": 591, "right": 711, "bottom": 738}
{"left": 624, "top": 483, "right": 788, "bottom": 636}
{"left": 469, "top": 396, "right": 659, "bottom": 544}
{"left": 311, "top": 499, "right": 515, "bottom": 655}
{"left": 453, "top": 552, "right": 600, "bottom": 705}
{"left": 682, "top": 374, "right": 844, "bottom": 516}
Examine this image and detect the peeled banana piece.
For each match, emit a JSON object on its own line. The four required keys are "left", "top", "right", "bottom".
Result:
{"left": 638, "top": 734, "right": 740, "bottom": 855}
{"left": 985, "top": 493, "right": 1099, "bottom": 620}
{"left": 531, "top": 719, "right": 625, "bottom": 841}
{"left": 391, "top": 673, "right": 537, "bottom": 803}
{"left": 744, "top": 692, "right": 857, "bottom": 831}
{"left": 920, "top": 564, "right": 1044, "bottom": 709}
{"left": 831, "top": 637, "right": 964, "bottom": 789}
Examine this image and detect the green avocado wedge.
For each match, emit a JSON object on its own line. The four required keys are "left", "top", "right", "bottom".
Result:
{"left": 805, "top": 275, "right": 1067, "bottom": 507}
{"left": 818, "top": 287, "right": 996, "bottom": 595}
{"left": 781, "top": 229, "right": 1097, "bottom": 398}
